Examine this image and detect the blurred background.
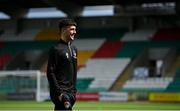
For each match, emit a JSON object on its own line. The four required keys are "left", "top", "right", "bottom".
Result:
{"left": 0, "top": 0, "right": 180, "bottom": 106}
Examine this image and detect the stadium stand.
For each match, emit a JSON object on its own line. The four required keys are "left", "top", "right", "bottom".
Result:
{"left": 77, "top": 58, "right": 131, "bottom": 92}
{"left": 152, "top": 28, "right": 180, "bottom": 41}
{"left": 166, "top": 68, "right": 180, "bottom": 92}
{"left": 78, "top": 28, "right": 128, "bottom": 40}
{"left": 1, "top": 41, "right": 54, "bottom": 70}
{"left": 35, "top": 28, "right": 59, "bottom": 41}
{"left": 76, "top": 78, "right": 94, "bottom": 92}
{"left": 92, "top": 41, "right": 123, "bottom": 58}
{"left": 0, "top": 0, "right": 180, "bottom": 103}
{"left": 72, "top": 39, "right": 105, "bottom": 51}
{"left": 121, "top": 77, "right": 173, "bottom": 92}
{"left": 116, "top": 41, "right": 146, "bottom": 58}
{"left": 0, "top": 29, "right": 40, "bottom": 41}
{"left": 1, "top": 28, "right": 179, "bottom": 92}
{"left": 121, "top": 29, "right": 156, "bottom": 41}
{"left": 0, "top": 54, "right": 12, "bottom": 70}
{"left": 2, "top": 30, "right": 179, "bottom": 93}
{"left": 1, "top": 41, "right": 54, "bottom": 53}
{"left": 0, "top": 29, "right": 14, "bottom": 40}
{"left": 78, "top": 50, "right": 95, "bottom": 68}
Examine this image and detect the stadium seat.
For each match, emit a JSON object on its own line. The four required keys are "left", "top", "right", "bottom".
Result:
{"left": 77, "top": 58, "right": 131, "bottom": 92}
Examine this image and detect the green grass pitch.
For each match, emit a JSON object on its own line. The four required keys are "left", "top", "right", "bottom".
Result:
{"left": 0, "top": 101, "right": 180, "bottom": 110}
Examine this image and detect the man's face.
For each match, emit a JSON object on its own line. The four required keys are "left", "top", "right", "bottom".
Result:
{"left": 63, "top": 25, "right": 76, "bottom": 41}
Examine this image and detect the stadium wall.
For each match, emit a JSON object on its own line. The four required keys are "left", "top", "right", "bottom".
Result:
{"left": 149, "top": 93, "right": 180, "bottom": 102}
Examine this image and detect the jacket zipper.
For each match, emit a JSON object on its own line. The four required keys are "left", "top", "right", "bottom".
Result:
{"left": 68, "top": 42, "right": 72, "bottom": 57}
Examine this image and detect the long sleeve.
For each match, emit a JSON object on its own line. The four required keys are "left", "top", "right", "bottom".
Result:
{"left": 72, "top": 46, "right": 77, "bottom": 93}
{"left": 47, "top": 47, "right": 62, "bottom": 95}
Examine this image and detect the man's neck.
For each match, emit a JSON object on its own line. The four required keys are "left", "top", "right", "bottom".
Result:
{"left": 61, "top": 36, "right": 68, "bottom": 43}
{"left": 60, "top": 36, "right": 72, "bottom": 45}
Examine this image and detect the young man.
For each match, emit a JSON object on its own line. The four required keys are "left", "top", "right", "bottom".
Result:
{"left": 47, "top": 19, "right": 77, "bottom": 111}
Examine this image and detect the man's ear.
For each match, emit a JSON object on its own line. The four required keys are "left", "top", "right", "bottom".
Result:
{"left": 61, "top": 28, "right": 66, "bottom": 34}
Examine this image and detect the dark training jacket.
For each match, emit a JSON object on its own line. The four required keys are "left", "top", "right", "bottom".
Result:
{"left": 47, "top": 39, "right": 77, "bottom": 96}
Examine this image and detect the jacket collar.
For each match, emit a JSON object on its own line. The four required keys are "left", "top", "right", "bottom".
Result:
{"left": 58, "top": 39, "right": 69, "bottom": 45}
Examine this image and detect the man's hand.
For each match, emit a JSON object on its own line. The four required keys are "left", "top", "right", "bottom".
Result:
{"left": 58, "top": 93, "right": 71, "bottom": 109}
{"left": 58, "top": 93, "right": 64, "bottom": 101}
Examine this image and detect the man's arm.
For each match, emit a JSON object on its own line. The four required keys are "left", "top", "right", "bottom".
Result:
{"left": 72, "top": 46, "right": 78, "bottom": 94}
{"left": 47, "top": 47, "right": 62, "bottom": 95}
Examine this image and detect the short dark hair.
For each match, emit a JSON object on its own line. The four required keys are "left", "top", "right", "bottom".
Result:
{"left": 58, "top": 19, "right": 77, "bottom": 30}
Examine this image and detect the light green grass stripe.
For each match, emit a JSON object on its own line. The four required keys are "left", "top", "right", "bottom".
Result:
{"left": 0, "top": 110, "right": 180, "bottom": 111}
{"left": 0, "top": 101, "right": 180, "bottom": 110}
